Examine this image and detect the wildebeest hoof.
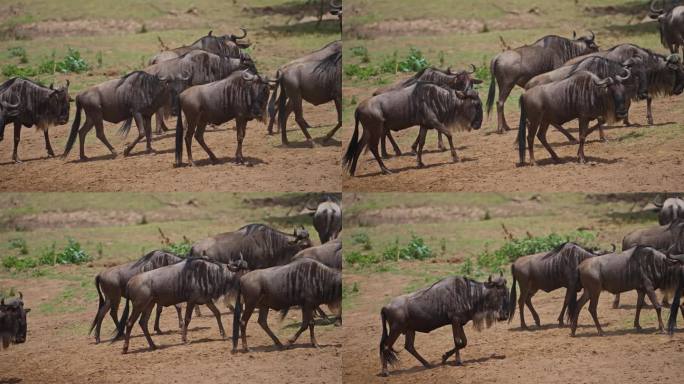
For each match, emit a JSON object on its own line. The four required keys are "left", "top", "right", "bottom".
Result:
{"left": 381, "top": 168, "right": 393, "bottom": 175}
{"left": 417, "top": 162, "right": 425, "bottom": 169}
{"left": 13, "top": 159, "right": 22, "bottom": 164}
{"left": 380, "top": 371, "right": 389, "bottom": 377}
{"left": 149, "top": 345, "right": 157, "bottom": 351}
{"left": 47, "top": 151, "right": 55, "bottom": 158}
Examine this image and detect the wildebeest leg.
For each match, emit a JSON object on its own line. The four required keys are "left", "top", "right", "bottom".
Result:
{"left": 291, "top": 95, "right": 314, "bottom": 147}
{"left": 154, "top": 304, "right": 163, "bottom": 334}
{"left": 525, "top": 291, "right": 541, "bottom": 327}
{"left": 11, "top": 121, "right": 21, "bottom": 163}
{"left": 587, "top": 290, "right": 603, "bottom": 336}
{"left": 577, "top": 119, "right": 589, "bottom": 164}
{"left": 257, "top": 305, "right": 283, "bottom": 348}
{"left": 384, "top": 130, "right": 401, "bottom": 157}
{"left": 442, "top": 322, "right": 467, "bottom": 365}
{"left": 175, "top": 304, "right": 183, "bottom": 329}
{"left": 570, "top": 291, "right": 590, "bottom": 336}
{"left": 205, "top": 301, "right": 226, "bottom": 339}
{"left": 558, "top": 288, "right": 572, "bottom": 327}
{"left": 645, "top": 96, "right": 654, "bottom": 125}
{"left": 496, "top": 80, "right": 514, "bottom": 133}
{"left": 185, "top": 115, "right": 199, "bottom": 166}
{"left": 323, "top": 96, "right": 342, "bottom": 141}
{"left": 43, "top": 129, "right": 55, "bottom": 157}
{"left": 437, "top": 132, "right": 446, "bottom": 151}
{"left": 94, "top": 118, "right": 116, "bottom": 157}
{"left": 518, "top": 282, "right": 529, "bottom": 329}
{"left": 122, "top": 306, "right": 143, "bottom": 354}
{"left": 612, "top": 293, "right": 621, "bottom": 309}
{"left": 380, "top": 327, "right": 402, "bottom": 377}
{"left": 195, "top": 306, "right": 202, "bottom": 317}
{"left": 644, "top": 281, "right": 665, "bottom": 332}
{"left": 308, "top": 309, "right": 319, "bottom": 347}
{"left": 288, "top": 306, "right": 314, "bottom": 347}
{"left": 634, "top": 290, "right": 646, "bottom": 330}
{"left": 93, "top": 299, "right": 112, "bottom": 344}
{"left": 537, "top": 122, "right": 560, "bottom": 164}
{"left": 194, "top": 121, "right": 218, "bottom": 164}
{"left": 123, "top": 113, "right": 146, "bottom": 156}
{"left": 279, "top": 99, "right": 293, "bottom": 145}
{"left": 139, "top": 304, "right": 156, "bottom": 350}
{"left": 526, "top": 119, "right": 539, "bottom": 166}
{"left": 143, "top": 115, "right": 154, "bottom": 153}
{"left": 154, "top": 108, "right": 168, "bottom": 135}
{"left": 77, "top": 118, "right": 95, "bottom": 160}
{"left": 234, "top": 118, "right": 247, "bottom": 165}
{"left": 181, "top": 303, "right": 194, "bottom": 344}
{"left": 404, "top": 330, "right": 431, "bottom": 368}
{"left": 108, "top": 295, "right": 121, "bottom": 330}
{"left": 552, "top": 123, "right": 577, "bottom": 143}
{"left": 367, "top": 124, "right": 392, "bottom": 175}
{"left": 415, "top": 126, "right": 428, "bottom": 168}
{"left": 237, "top": 301, "right": 256, "bottom": 352}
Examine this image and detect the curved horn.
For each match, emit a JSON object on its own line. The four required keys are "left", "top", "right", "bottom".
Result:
{"left": 330, "top": 0, "right": 342, "bottom": 8}
{"left": 667, "top": 253, "right": 684, "bottom": 263}
{"left": 65, "top": 79, "right": 70, "bottom": 89}
{"left": 179, "top": 72, "right": 191, "bottom": 81}
{"left": 572, "top": 30, "right": 577, "bottom": 39}
{"left": 616, "top": 68, "right": 631, "bottom": 82}
{"left": 593, "top": 76, "right": 613, "bottom": 87}
{"left": 666, "top": 53, "right": 681, "bottom": 64}
{"left": 1, "top": 99, "right": 20, "bottom": 110}
{"left": 18, "top": 292, "right": 22, "bottom": 300}
{"left": 467, "top": 64, "right": 476, "bottom": 75}
{"left": 611, "top": 243, "right": 616, "bottom": 253}
{"left": 653, "top": 200, "right": 664, "bottom": 208}
{"left": 208, "top": 30, "right": 213, "bottom": 36}
{"left": 241, "top": 71, "right": 256, "bottom": 81}
{"left": 234, "top": 27, "right": 247, "bottom": 40}
{"left": 590, "top": 30, "right": 595, "bottom": 41}
{"left": 650, "top": 0, "right": 665, "bottom": 15}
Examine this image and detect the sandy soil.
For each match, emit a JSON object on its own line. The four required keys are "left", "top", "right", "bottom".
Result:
{"left": 341, "top": 95, "right": 684, "bottom": 192}
{"left": 0, "top": 105, "right": 342, "bottom": 192}
{"left": 0, "top": 277, "right": 342, "bottom": 384}
{"left": 342, "top": 271, "right": 682, "bottom": 384}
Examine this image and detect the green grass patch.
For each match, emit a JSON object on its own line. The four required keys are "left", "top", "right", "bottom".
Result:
{"left": 2, "top": 238, "right": 92, "bottom": 271}
{"left": 345, "top": 233, "right": 434, "bottom": 268}
{"left": 2, "top": 48, "right": 89, "bottom": 79}
{"left": 344, "top": 46, "right": 430, "bottom": 81}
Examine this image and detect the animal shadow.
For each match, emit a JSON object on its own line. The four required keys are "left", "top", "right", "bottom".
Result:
{"left": 533, "top": 155, "right": 621, "bottom": 166}
{"left": 0, "top": 378, "right": 22, "bottom": 384}
{"left": 190, "top": 156, "right": 266, "bottom": 167}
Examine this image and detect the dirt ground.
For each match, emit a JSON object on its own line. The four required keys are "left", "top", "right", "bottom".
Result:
{"left": 0, "top": 108, "right": 342, "bottom": 192}
{"left": 0, "top": 276, "right": 342, "bottom": 384}
{"left": 342, "top": 271, "right": 681, "bottom": 384}
{"left": 341, "top": 94, "right": 684, "bottom": 192}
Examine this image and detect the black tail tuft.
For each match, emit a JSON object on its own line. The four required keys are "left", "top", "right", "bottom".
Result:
{"left": 486, "top": 59, "right": 497, "bottom": 115}
{"left": 567, "top": 269, "right": 581, "bottom": 328}
{"left": 62, "top": 98, "right": 82, "bottom": 157}
{"left": 342, "top": 109, "right": 362, "bottom": 175}
{"left": 232, "top": 284, "right": 242, "bottom": 351}
{"left": 174, "top": 107, "right": 184, "bottom": 167}
{"left": 508, "top": 265, "right": 517, "bottom": 323}
{"left": 117, "top": 118, "right": 133, "bottom": 137}
{"left": 379, "top": 308, "right": 398, "bottom": 368}
{"left": 517, "top": 96, "right": 527, "bottom": 165}
{"left": 276, "top": 80, "right": 288, "bottom": 143}
{"left": 88, "top": 275, "right": 105, "bottom": 335}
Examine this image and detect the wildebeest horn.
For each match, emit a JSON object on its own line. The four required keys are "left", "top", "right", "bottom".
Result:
{"left": 1, "top": 99, "right": 20, "bottom": 110}
{"left": 446, "top": 66, "right": 453, "bottom": 74}
{"left": 593, "top": 76, "right": 613, "bottom": 87}
{"left": 330, "top": 0, "right": 342, "bottom": 8}
{"left": 18, "top": 292, "right": 22, "bottom": 299}
{"left": 589, "top": 30, "right": 595, "bottom": 41}
{"left": 241, "top": 71, "right": 256, "bottom": 81}
{"left": 650, "top": 0, "right": 665, "bottom": 15}
{"left": 234, "top": 27, "right": 247, "bottom": 40}
{"left": 653, "top": 199, "right": 664, "bottom": 208}
{"left": 179, "top": 72, "right": 191, "bottom": 81}
{"left": 667, "top": 253, "right": 684, "bottom": 263}
{"left": 572, "top": 30, "right": 576, "bottom": 39}
{"left": 616, "top": 68, "right": 631, "bottom": 82}
{"left": 467, "top": 64, "right": 476, "bottom": 74}
{"left": 208, "top": 30, "right": 213, "bottom": 36}
{"left": 610, "top": 244, "right": 616, "bottom": 252}
{"left": 65, "top": 79, "right": 70, "bottom": 89}
{"left": 158, "top": 75, "right": 168, "bottom": 82}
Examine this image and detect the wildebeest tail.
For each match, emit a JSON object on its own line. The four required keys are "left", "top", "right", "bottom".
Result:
{"left": 278, "top": 308, "right": 290, "bottom": 321}
{"left": 517, "top": 96, "right": 527, "bottom": 165}
{"left": 267, "top": 71, "right": 280, "bottom": 123}
{"left": 117, "top": 118, "right": 133, "bottom": 137}
{"left": 174, "top": 106, "right": 184, "bottom": 166}
{"left": 567, "top": 269, "right": 581, "bottom": 327}
{"left": 62, "top": 97, "right": 82, "bottom": 157}
{"left": 379, "top": 307, "right": 398, "bottom": 367}
{"left": 112, "top": 297, "right": 129, "bottom": 342}
{"left": 667, "top": 270, "right": 684, "bottom": 335}
{"left": 88, "top": 275, "right": 105, "bottom": 335}
{"left": 342, "top": 109, "right": 363, "bottom": 176}
{"left": 0, "top": 114, "right": 5, "bottom": 141}
{"left": 232, "top": 284, "right": 242, "bottom": 350}
{"left": 486, "top": 58, "right": 497, "bottom": 115}
{"left": 508, "top": 264, "right": 517, "bottom": 322}
{"left": 276, "top": 77, "right": 287, "bottom": 135}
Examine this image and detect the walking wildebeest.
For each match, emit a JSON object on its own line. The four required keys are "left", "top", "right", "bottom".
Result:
{"left": 509, "top": 242, "right": 608, "bottom": 329}
{"left": 569, "top": 246, "right": 684, "bottom": 336}
{"left": 655, "top": 197, "right": 684, "bottom": 225}
{"left": 149, "top": 29, "right": 251, "bottom": 65}
{"left": 0, "top": 78, "right": 70, "bottom": 163}
{"left": 517, "top": 69, "right": 632, "bottom": 165}
{"left": 563, "top": 43, "right": 684, "bottom": 125}
{"left": 89, "top": 250, "right": 183, "bottom": 343}
{"left": 525, "top": 56, "right": 646, "bottom": 141}
{"left": 0, "top": 293, "right": 30, "bottom": 349}
{"left": 649, "top": 0, "right": 684, "bottom": 57}
{"left": 63, "top": 71, "right": 184, "bottom": 161}
{"left": 612, "top": 218, "right": 684, "bottom": 308}
{"left": 189, "top": 223, "right": 313, "bottom": 269}
{"left": 144, "top": 50, "right": 254, "bottom": 134}
{"left": 174, "top": 70, "right": 273, "bottom": 167}
{"left": 666, "top": 262, "right": 684, "bottom": 333}
{"left": 487, "top": 32, "right": 598, "bottom": 133}
{"left": 343, "top": 83, "right": 483, "bottom": 176}
{"left": 121, "top": 257, "right": 248, "bottom": 353}
{"left": 373, "top": 66, "right": 482, "bottom": 157}
{"left": 231, "top": 258, "right": 342, "bottom": 352}
{"left": 267, "top": 40, "right": 341, "bottom": 146}
{"left": 378, "top": 274, "right": 509, "bottom": 376}
{"left": 313, "top": 199, "right": 342, "bottom": 243}
{"left": 291, "top": 238, "right": 342, "bottom": 270}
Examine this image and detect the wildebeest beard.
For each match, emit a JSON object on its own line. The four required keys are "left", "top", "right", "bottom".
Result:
{"left": 313, "top": 50, "right": 342, "bottom": 99}
{"left": 0, "top": 77, "right": 69, "bottom": 129}
{"left": 175, "top": 258, "right": 242, "bottom": 301}
{"left": 115, "top": 71, "right": 167, "bottom": 112}
{"left": 228, "top": 75, "right": 270, "bottom": 122}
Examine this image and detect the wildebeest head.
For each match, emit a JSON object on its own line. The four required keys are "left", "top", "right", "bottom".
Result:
{"left": 454, "top": 88, "right": 483, "bottom": 130}
{"left": 218, "top": 28, "right": 250, "bottom": 49}
{"left": 483, "top": 273, "right": 510, "bottom": 323}
{"left": 649, "top": 0, "right": 667, "bottom": 20}
{"left": 621, "top": 56, "right": 649, "bottom": 100}
{"left": 665, "top": 54, "right": 684, "bottom": 95}
{"left": 0, "top": 292, "right": 30, "bottom": 346}
{"left": 291, "top": 226, "right": 313, "bottom": 249}
{"left": 594, "top": 68, "right": 632, "bottom": 120}
{"left": 572, "top": 30, "right": 599, "bottom": 52}
{"left": 46, "top": 81, "right": 71, "bottom": 126}
{"left": 240, "top": 71, "right": 273, "bottom": 121}
{"left": 330, "top": 0, "right": 342, "bottom": 16}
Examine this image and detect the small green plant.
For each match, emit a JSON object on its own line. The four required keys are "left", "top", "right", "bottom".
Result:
{"left": 350, "top": 46, "right": 370, "bottom": 63}
{"left": 350, "top": 95, "right": 358, "bottom": 105}
{"left": 163, "top": 240, "right": 192, "bottom": 257}
{"left": 139, "top": 23, "right": 148, "bottom": 34}
{"left": 2, "top": 255, "right": 38, "bottom": 270}
{"left": 458, "top": 257, "right": 474, "bottom": 276}
{"left": 96, "top": 51, "right": 103, "bottom": 68}
{"left": 344, "top": 250, "right": 380, "bottom": 266}
{"left": 483, "top": 210, "right": 491, "bottom": 220}
{"left": 438, "top": 50, "right": 446, "bottom": 69}
{"left": 37, "top": 242, "right": 57, "bottom": 265}
{"left": 397, "top": 47, "right": 429, "bottom": 72}
{"left": 8, "top": 238, "right": 28, "bottom": 255}
{"left": 7, "top": 47, "right": 28, "bottom": 63}
{"left": 57, "top": 48, "right": 89, "bottom": 73}
{"left": 351, "top": 232, "right": 372, "bottom": 250}
{"left": 54, "top": 238, "right": 91, "bottom": 264}
{"left": 3, "top": 238, "right": 91, "bottom": 271}
{"left": 344, "top": 63, "right": 380, "bottom": 80}
{"left": 2, "top": 64, "right": 38, "bottom": 78}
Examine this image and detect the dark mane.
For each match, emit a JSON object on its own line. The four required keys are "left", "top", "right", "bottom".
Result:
{"left": 115, "top": 71, "right": 166, "bottom": 111}
{"left": 131, "top": 250, "right": 182, "bottom": 272}
{"left": 313, "top": 50, "right": 342, "bottom": 97}
{"left": 531, "top": 35, "right": 591, "bottom": 64}
{"left": 561, "top": 71, "right": 615, "bottom": 118}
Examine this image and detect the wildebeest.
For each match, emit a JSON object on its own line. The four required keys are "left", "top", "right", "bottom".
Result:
{"left": 291, "top": 238, "right": 342, "bottom": 270}
{"left": 63, "top": 71, "right": 184, "bottom": 161}
{"left": 313, "top": 199, "right": 342, "bottom": 243}
{"left": 517, "top": 69, "right": 632, "bottom": 165}
{"left": 267, "top": 40, "right": 341, "bottom": 146}
{"left": 330, "top": 0, "right": 342, "bottom": 30}
{"left": 373, "top": 66, "right": 482, "bottom": 157}
{"left": 612, "top": 218, "right": 684, "bottom": 308}
{"left": 0, "top": 293, "right": 30, "bottom": 349}
{"left": 569, "top": 246, "right": 684, "bottom": 336}
{"left": 487, "top": 32, "right": 598, "bottom": 133}
{"left": 655, "top": 197, "right": 684, "bottom": 225}
{"left": 649, "top": 1, "right": 684, "bottom": 57}
{"left": 189, "top": 223, "right": 313, "bottom": 270}
{"left": 144, "top": 50, "right": 254, "bottom": 134}
{"left": 564, "top": 43, "right": 684, "bottom": 125}
{"left": 149, "top": 29, "right": 250, "bottom": 65}
{"left": 121, "top": 257, "right": 248, "bottom": 353}
{"left": 0, "top": 78, "right": 70, "bottom": 163}
{"left": 378, "top": 274, "right": 509, "bottom": 376}
{"left": 525, "top": 56, "right": 645, "bottom": 141}
{"left": 343, "top": 83, "right": 483, "bottom": 176}
{"left": 174, "top": 70, "right": 272, "bottom": 167}
{"left": 231, "top": 258, "right": 342, "bottom": 352}
{"left": 89, "top": 250, "right": 183, "bottom": 344}
{"left": 509, "top": 242, "right": 607, "bottom": 329}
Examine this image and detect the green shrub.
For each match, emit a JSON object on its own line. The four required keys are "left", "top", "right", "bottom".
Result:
{"left": 351, "top": 232, "right": 372, "bottom": 250}
{"left": 397, "top": 47, "right": 429, "bottom": 72}
{"left": 350, "top": 46, "right": 370, "bottom": 63}
{"left": 56, "top": 48, "right": 89, "bottom": 73}
{"left": 382, "top": 235, "right": 433, "bottom": 261}
{"left": 2, "top": 64, "right": 37, "bottom": 78}
{"left": 54, "top": 238, "right": 91, "bottom": 264}
{"left": 2, "top": 255, "right": 38, "bottom": 270}
{"left": 344, "top": 250, "right": 380, "bottom": 266}
{"left": 344, "top": 63, "right": 379, "bottom": 80}
{"left": 8, "top": 238, "right": 28, "bottom": 255}
{"left": 7, "top": 47, "right": 28, "bottom": 63}
{"left": 3, "top": 238, "right": 91, "bottom": 271}
{"left": 163, "top": 240, "right": 192, "bottom": 257}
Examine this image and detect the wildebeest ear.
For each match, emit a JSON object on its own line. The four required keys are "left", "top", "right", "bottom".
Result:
{"left": 49, "top": 83, "right": 54, "bottom": 90}
{"left": 18, "top": 292, "right": 22, "bottom": 300}
{"left": 208, "top": 30, "right": 213, "bottom": 36}
{"left": 65, "top": 79, "right": 70, "bottom": 89}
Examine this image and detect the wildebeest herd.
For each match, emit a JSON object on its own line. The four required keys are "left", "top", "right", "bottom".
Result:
{"left": 0, "top": 3, "right": 342, "bottom": 165}
{"left": 377, "top": 197, "right": 684, "bottom": 376}
{"left": 343, "top": 1, "right": 684, "bottom": 176}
